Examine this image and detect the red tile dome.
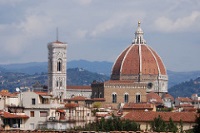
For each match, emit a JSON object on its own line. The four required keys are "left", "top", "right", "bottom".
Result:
{"left": 111, "top": 22, "right": 167, "bottom": 81}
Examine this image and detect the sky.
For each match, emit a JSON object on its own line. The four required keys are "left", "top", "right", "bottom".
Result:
{"left": 0, "top": 0, "right": 200, "bottom": 72}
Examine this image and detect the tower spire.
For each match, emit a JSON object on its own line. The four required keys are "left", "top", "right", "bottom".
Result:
{"left": 56, "top": 27, "right": 59, "bottom": 41}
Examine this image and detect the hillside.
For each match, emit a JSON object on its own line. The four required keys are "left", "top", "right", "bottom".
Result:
{"left": 68, "top": 60, "right": 113, "bottom": 76}
{"left": 1, "top": 60, "right": 200, "bottom": 97}
{"left": 67, "top": 68, "right": 109, "bottom": 85}
{"left": 1, "top": 60, "right": 200, "bottom": 87}
{"left": 167, "top": 70, "right": 200, "bottom": 87}
{"left": 0, "top": 68, "right": 109, "bottom": 92}
{"left": 0, "top": 60, "right": 113, "bottom": 75}
{"left": 1, "top": 62, "right": 47, "bottom": 74}
{"left": 169, "top": 77, "right": 200, "bottom": 98}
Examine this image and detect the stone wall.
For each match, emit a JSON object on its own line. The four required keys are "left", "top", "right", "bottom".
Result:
{"left": 104, "top": 83, "right": 147, "bottom": 109}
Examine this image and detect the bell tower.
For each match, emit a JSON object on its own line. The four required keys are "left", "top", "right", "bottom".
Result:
{"left": 48, "top": 40, "right": 67, "bottom": 101}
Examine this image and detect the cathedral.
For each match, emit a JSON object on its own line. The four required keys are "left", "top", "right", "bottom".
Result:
{"left": 91, "top": 22, "right": 168, "bottom": 108}
{"left": 46, "top": 22, "right": 168, "bottom": 109}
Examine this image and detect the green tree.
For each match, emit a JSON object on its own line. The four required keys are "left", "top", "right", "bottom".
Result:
{"left": 193, "top": 111, "right": 200, "bottom": 133}
{"left": 122, "top": 119, "right": 140, "bottom": 131}
{"left": 77, "top": 115, "right": 140, "bottom": 132}
{"left": 167, "top": 117, "right": 178, "bottom": 133}
{"left": 179, "top": 119, "right": 183, "bottom": 133}
{"left": 92, "top": 102, "right": 102, "bottom": 108}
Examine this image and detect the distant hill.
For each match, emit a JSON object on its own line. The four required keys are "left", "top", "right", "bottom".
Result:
{"left": 0, "top": 67, "right": 109, "bottom": 92}
{"left": 68, "top": 60, "right": 113, "bottom": 76}
{"left": 0, "top": 60, "right": 113, "bottom": 75}
{"left": 0, "top": 62, "right": 47, "bottom": 74}
{"left": 167, "top": 70, "right": 200, "bottom": 87}
{"left": 169, "top": 77, "right": 200, "bottom": 98}
{"left": 1, "top": 60, "right": 200, "bottom": 97}
{"left": 67, "top": 68, "right": 109, "bottom": 85}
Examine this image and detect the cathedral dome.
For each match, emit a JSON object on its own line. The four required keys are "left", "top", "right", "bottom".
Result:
{"left": 111, "top": 22, "right": 167, "bottom": 81}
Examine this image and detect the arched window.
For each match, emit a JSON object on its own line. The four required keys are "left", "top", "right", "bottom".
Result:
{"left": 112, "top": 93, "right": 117, "bottom": 103}
{"left": 136, "top": 93, "right": 141, "bottom": 103}
{"left": 57, "top": 59, "right": 62, "bottom": 72}
{"left": 124, "top": 93, "right": 129, "bottom": 103}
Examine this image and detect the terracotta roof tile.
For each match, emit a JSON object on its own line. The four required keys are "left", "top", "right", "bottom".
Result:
{"left": 65, "top": 103, "right": 79, "bottom": 108}
{"left": 111, "top": 43, "right": 167, "bottom": 79}
{"left": 0, "top": 91, "right": 17, "bottom": 97}
{"left": 34, "top": 91, "right": 51, "bottom": 96}
{"left": 178, "top": 104, "right": 194, "bottom": 107}
{"left": 162, "top": 93, "right": 174, "bottom": 101}
{"left": 56, "top": 109, "right": 65, "bottom": 113}
{"left": 54, "top": 40, "right": 64, "bottom": 44}
{"left": 121, "top": 45, "right": 140, "bottom": 75}
{"left": 112, "top": 46, "right": 131, "bottom": 76}
{"left": 123, "top": 111, "right": 196, "bottom": 123}
{"left": 147, "top": 92, "right": 163, "bottom": 104}
{"left": 123, "top": 102, "right": 153, "bottom": 110}
{"left": 176, "top": 97, "right": 192, "bottom": 102}
{"left": 1, "top": 111, "right": 29, "bottom": 119}
{"left": 182, "top": 107, "right": 197, "bottom": 112}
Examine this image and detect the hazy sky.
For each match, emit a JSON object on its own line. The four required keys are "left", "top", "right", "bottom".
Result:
{"left": 0, "top": 0, "right": 200, "bottom": 72}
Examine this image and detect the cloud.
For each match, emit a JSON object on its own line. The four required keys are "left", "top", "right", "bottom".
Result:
{"left": 79, "top": 0, "right": 92, "bottom": 5}
{"left": 154, "top": 11, "right": 200, "bottom": 32}
{"left": 0, "top": 0, "right": 23, "bottom": 5}
{"left": 4, "top": 35, "right": 26, "bottom": 55}
{"left": 0, "top": 0, "right": 200, "bottom": 71}
{"left": 90, "top": 12, "right": 145, "bottom": 37}
{"left": 0, "top": 13, "right": 54, "bottom": 58}
{"left": 19, "top": 15, "right": 53, "bottom": 36}
{"left": 75, "top": 30, "right": 88, "bottom": 39}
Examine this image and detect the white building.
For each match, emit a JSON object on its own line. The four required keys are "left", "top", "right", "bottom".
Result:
{"left": 18, "top": 91, "right": 64, "bottom": 130}
{"left": 0, "top": 90, "right": 18, "bottom": 110}
{"left": 47, "top": 104, "right": 93, "bottom": 130}
{"left": 191, "top": 94, "right": 200, "bottom": 108}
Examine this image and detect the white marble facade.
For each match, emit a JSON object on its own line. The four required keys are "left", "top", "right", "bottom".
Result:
{"left": 48, "top": 41, "right": 67, "bottom": 101}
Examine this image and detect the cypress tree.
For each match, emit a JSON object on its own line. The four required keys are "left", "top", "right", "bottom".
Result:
{"left": 167, "top": 117, "right": 178, "bottom": 133}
